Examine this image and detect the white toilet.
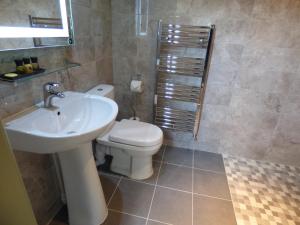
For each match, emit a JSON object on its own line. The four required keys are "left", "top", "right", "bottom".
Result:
{"left": 87, "top": 84, "right": 163, "bottom": 180}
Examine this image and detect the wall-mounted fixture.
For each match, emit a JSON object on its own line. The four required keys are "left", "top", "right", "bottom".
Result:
{"left": 0, "top": 0, "right": 69, "bottom": 38}
{"left": 135, "top": 0, "right": 149, "bottom": 36}
{"left": 154, "top": 21, "right": 216, "bottom": 139}
{"left": 0, "top": 0, "right": 74, "bottom": 51}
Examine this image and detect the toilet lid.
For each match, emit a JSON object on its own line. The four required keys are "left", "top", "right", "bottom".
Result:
{"left": 109, "top": 119, "right": 163, "bottom": 147}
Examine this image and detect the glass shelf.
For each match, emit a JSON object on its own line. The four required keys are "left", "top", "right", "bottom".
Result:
{"left": 0, "top": 62, "right": 81, "bottom": 86}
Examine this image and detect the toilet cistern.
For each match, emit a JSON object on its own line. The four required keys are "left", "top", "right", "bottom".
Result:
{"left": 43, "top": 82, "right": 65, "bottom": 108}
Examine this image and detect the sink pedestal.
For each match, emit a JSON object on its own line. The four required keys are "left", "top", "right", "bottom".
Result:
{"left": 58, "top": 142, "right": 108, "bottom": 225}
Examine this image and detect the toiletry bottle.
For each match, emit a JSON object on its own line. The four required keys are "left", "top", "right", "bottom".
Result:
{"left": 14, "top": 59, "right": 24, "bottom": 74}
{"left": 23, "top": 58, "right": 33, "bottom": 74}
{"left": 30, "top": 57, "right": 39, "bottom": 70}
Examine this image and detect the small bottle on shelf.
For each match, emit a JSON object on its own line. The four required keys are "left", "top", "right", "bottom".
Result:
{"left": 23, "top": 58, "right": 33, "bottom": 74}
{"left": 14, "top": 59, "right": 25, "bottom": 74}
{"left": 30, "top": 57, "right": 40, "bottom": 70}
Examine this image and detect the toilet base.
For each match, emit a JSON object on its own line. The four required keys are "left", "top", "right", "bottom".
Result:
{"left": 111, "top": 155, "right": 153, "bottom": 180}
{"left": 96, "top": 144, "right": 156, "bottom": 180}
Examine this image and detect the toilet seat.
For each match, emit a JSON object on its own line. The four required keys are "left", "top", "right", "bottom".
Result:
{"left": 109, "top": 119, "right": 163, "bottom": 147}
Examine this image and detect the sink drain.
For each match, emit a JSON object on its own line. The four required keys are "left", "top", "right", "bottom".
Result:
{"left": 66, "top": 131, "right": 76, "bottom": 134}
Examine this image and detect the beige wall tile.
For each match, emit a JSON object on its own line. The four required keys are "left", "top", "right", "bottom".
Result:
{"left": 110, "top": 0, "right": 300, "bottom": 167}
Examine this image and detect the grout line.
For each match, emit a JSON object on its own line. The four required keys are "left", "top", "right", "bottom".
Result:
{"left": 156, "top": 184, "right": 193, "bottom": 194}
{"left": 221, "top": 154, "right": 239, "bottom": 224}
{"left": 192, "top": 149, "right": 195, "bottom": 225}
{"left": 148, "top": 219, "right": 173, "bottom": 225}
{"left": 193, "top": 192, "right": 232, "bottom": 202}
{"left": 145, "top": 145, "right": 166, "bottom": 225}
{"left": 107, "top": 176, "right": 122, "bottom": 207}
{"left": 109, "top": 208, "right": 148, "bottom": 220}
{"left": 108, "top": 209, "right": 173, "bottom": 225}
{"left": 153, "top": 160, "right": 226, "bottom": 175}
{"left": 118, "top": 171, "right": 232, "bottom": 202}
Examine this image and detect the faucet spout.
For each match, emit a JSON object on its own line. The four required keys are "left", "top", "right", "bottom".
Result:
{"left": 43, "top": 82, "right": 65, "bottom": 108}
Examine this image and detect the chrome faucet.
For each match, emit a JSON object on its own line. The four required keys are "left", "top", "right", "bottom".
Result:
{"left": 43, "top": 82, "right": 65, "bottom": 108}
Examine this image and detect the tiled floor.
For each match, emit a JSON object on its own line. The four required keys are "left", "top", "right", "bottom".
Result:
{"left": 51, "top": 146, "right": 237, "bottom": 225}
{"left": 224, "top": 155, "right": 300, "bottom": 225}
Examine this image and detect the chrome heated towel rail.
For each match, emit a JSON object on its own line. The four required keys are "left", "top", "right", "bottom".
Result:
{"left": 154, "top": 22, "right": 215, "bottom": 138}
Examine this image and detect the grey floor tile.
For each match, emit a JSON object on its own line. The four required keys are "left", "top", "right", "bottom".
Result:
{"left": 157, "top": 163, "right": 193, "bottom": 192}
{"left": 147, "top": 220, "right": 167, "bottom": 225}
{"left": 109, "top": 179, "right": 155, "bottom": 217}
{"left": 102, "top": 210, "right": 146, "bottom": 225}
{"left": 193, "top": 195, "right": 237, "bottom": 225}
{"left": 194, "top": 151, "right": 225, "bottom": 173}
{"left": 149, "top": 187, "right": 192, "bottom": 225}
{"left": 100, "top": 174, "right": 121, "bottom": 203}
{"left": 49, "top": 222, "right": 67, "bottom": 225}
{"left": 194, "top": 169, "right": 231, "bottom": 200}
{"left": 153, "top": 146, "right": 165, "bottom": 161}
{"left": 163, "top": 146, "right": 193, "bottom": 167}
{"left": 143, "top": 161, "right": 161, "bottom": 185}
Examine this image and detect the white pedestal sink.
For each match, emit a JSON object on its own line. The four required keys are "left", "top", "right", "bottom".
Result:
{"left": 5, "top": 91, "right": 118, "bottom": 225}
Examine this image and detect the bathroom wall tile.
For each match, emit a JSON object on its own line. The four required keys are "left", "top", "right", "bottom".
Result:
{"left": 236, "top": 68, "right": 295, "bottom": 95}
{"left": 266, "top": 113, "right": 300, "bottom": 167}
{"left": 111, "top": 0, "right": 135, "bottom": 15}
{"left": 14, "top": 151, "right": 61, "bottom": 225}
{"left": 149, "top": 187, "right": 192, "bottom": 225}
{"left": 204, "top": 85, "right": 233, "bottom": 106}
{"left": 94, "top": 35, "right": 108, "bottom": 60}
{"left": 72, "top": 0, "right": 91, "bottom": 8}
{"left": 218, "top": 124, "right": 273, "bottom": 160}
{"left": 202, "top": 104, "right": 230, "bottom": 124}
{"left": 252, "top": 0, "right": 300, "bottom": 22}
{"left": 96, "top": 57, "right": 113, "bottom": 84}
{"left": 281, "top": 94, "right": 300, "bottom": 114}
{"left": 164, "top": 131, "right": 198, "bottom": 150}
{"left": 211, "top": 43, "right": 244, "bottom": 70}
{"left": 112, "top": 36, "right": 137, "bottom": 59}
{"left": 67, "top": 36, "right": 96, "bottom": 64}
{"left": 111, "top": 12, "right": 136, "bottom": 39}
{"left": 71, "top": 4, "right": 92, "bottom": 37}
{"left": 176, "top": 0, "right": 225, "bottom": 20}
{"left": 224, "top": 0, "right": 255, "bottom": 19}
{"left": 241, "top": 47, "right": 300, "bottom": 73}
{"left": 91, "top": 0, "right": 111, "bottom": 16}
{"left": 289, "top": 71, "right": 300, "bottom": 96}
{"left": 149, "top": 0, "right": 178, "bottom": 17}
{"left": 213, "top": 18, "right": 250, "bottom": 44}
{"left": 229, "top": 88, "right": 282, "bottom": 116}
{"left": 207, "top": 65, "right": 238, "bottom": 87}
{"left": 68, "top": 61, "right": 99, "bottom": 92}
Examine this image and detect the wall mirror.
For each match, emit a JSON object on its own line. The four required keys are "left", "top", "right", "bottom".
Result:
{"left": 0, "top": 0, "right": 74, "bottom": 51}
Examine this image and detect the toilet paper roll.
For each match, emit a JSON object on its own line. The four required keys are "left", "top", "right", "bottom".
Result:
{"left": 130, "top": 80, "right": 144, "bottom": 93}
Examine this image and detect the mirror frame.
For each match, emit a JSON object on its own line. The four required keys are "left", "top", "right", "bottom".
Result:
{"left": 0, "top": 0, "right": 69, "bottom": 38}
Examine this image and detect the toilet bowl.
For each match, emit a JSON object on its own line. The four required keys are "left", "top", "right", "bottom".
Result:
{"left": 87, "top": 84, "right": 163, "bottom": 180}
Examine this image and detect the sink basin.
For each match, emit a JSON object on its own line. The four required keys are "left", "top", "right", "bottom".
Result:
{"left": 4, "top": 91, "right": 118, "bottom": 225}
{"left": 5, "top": 91, "right": 118, "bottom": 153}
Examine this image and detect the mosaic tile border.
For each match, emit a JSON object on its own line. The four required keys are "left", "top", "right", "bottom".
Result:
{"left": 223, "top": 155, "right": 300, "bottom": 225}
